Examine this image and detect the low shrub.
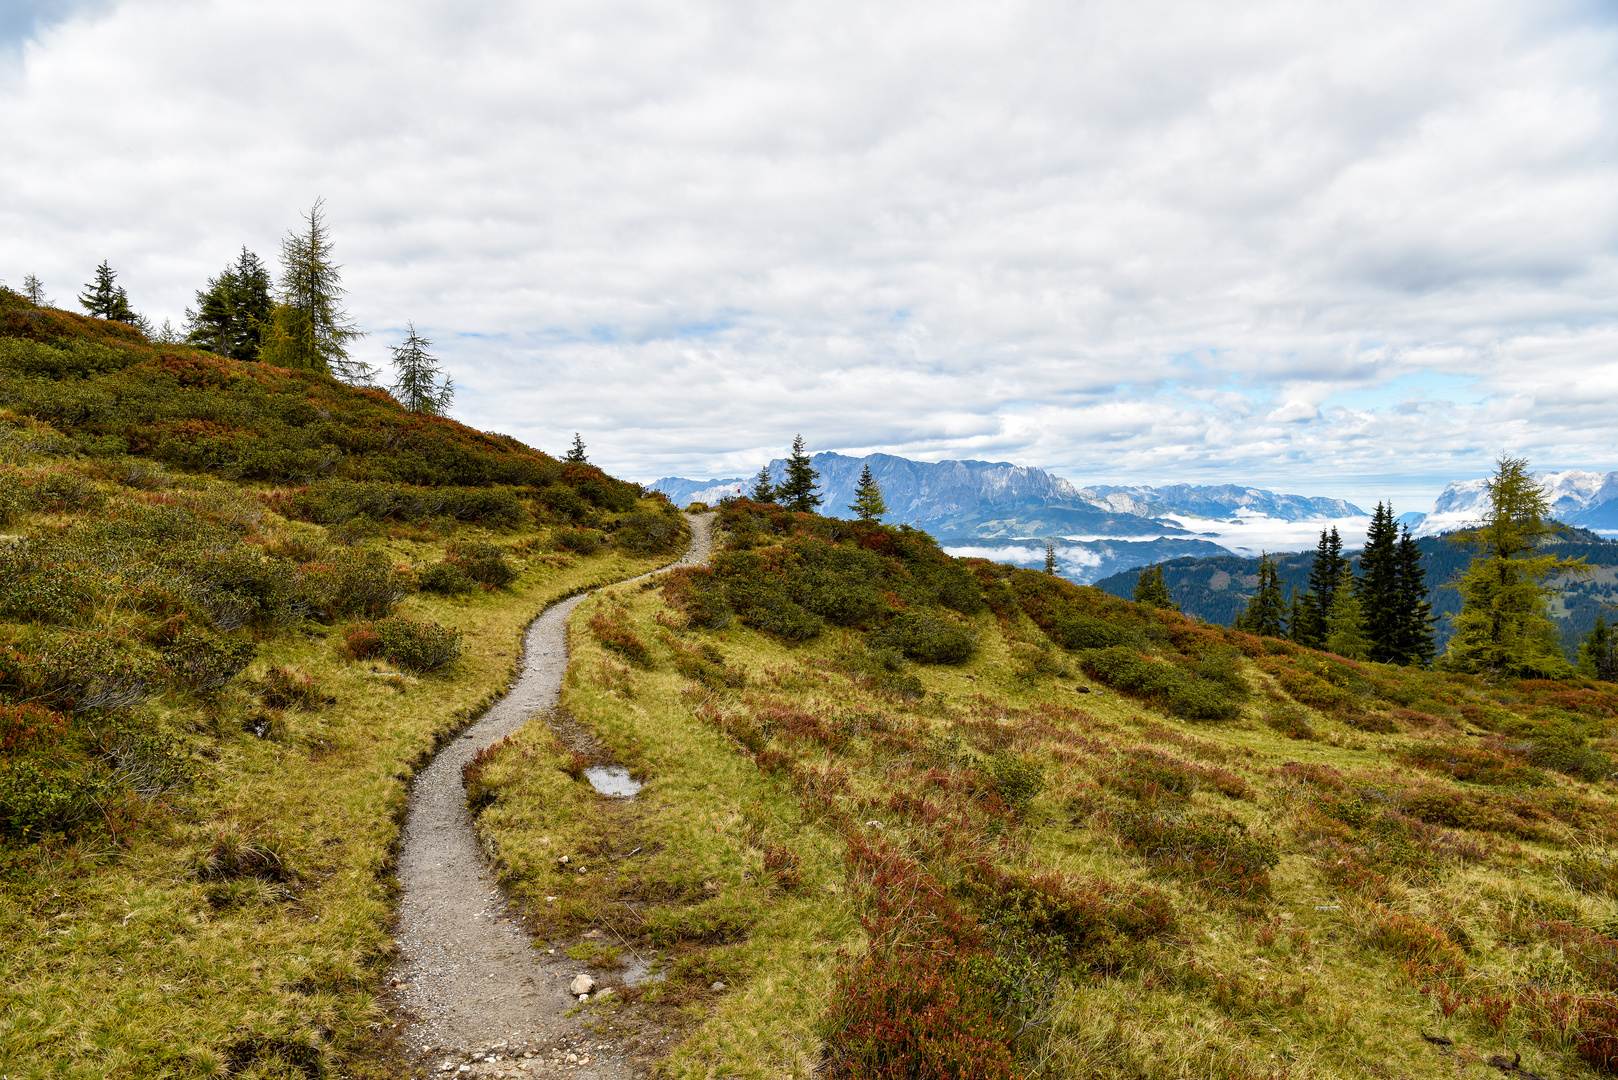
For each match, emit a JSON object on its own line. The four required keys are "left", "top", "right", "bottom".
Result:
{"left": 551, "top": 526, "right": 604, "bottom": 555}
{"left": 961, "top": 863, "right": 1179, "bottom": 973}
{"left": 613, "top": 511, "right": 684, "bottom": 554}
{"left": 985, "top": 753, "right": 1044, "bottom": 810}
{"left": 343, "top": 617, "right": 462, "bottom": 673}
{"left": 1107, "top": 807, "right": 1279, "bottom": 899}
{"left": 161, "top": 629, "right": 256, "bottom": 693}
{"left": 1363, "top": 909, "right": 1467, "bottom": 980}
{"left": 0, "top": 703, "right": 68, "bottom": 752}
{"left": 1264, "top": 706, "right": 1316, "bottom": 740}
{"left": 588, "top": 604, "right": 652, "bottom": 666}
{"left": 871, "top": 612, "right": 977, "bottom": 665}
{"left": 419, "top": 560, "right": 477, "bottom": 595}
{"left": 1078, "top": 646, "right": 1240, "bottom": 722}
{"left": 258, "top": 667, "right": 331, "bottom": 710}
{"left": 445, "top": 540, "right": 518, "bottom": 588}
{"left": 1398, "top": 742, "right": 1546, "bottom": 786}
{"left": 0, "top": 755, "right": 106, "bottom": 840}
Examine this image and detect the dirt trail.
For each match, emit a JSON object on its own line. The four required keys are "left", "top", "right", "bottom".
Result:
{"left": 391, "top": 512, "right": 714, "bottom": 1075}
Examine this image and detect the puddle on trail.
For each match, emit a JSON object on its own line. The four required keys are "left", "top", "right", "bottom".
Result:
{"left": 583, "top": 766, "right": 642, "bottom": 797}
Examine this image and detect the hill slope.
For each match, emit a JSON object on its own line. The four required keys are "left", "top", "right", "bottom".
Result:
{"left": 0, "top": 288, "right": 687, "bottom": 1077}
{"left": 463, "top": 495, "right": 1618, "bottom": 1079}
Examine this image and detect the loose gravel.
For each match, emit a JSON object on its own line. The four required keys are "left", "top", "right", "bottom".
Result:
{"left": 391, "top": 513, "right": 714, "bottom": 1075}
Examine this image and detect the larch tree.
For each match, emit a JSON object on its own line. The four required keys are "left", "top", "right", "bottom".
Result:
{"left": 849, "top": 464, "right": 888, "bottom": 521}
{"left": 22, "top": 275, "right": 48, "bottom": 305}
{"left": 565, "top": 434, "right": 588, "bottom": 463}
{"left": 1235, "top": 553, "right": 1288, "bottom": 638}
{"left": 78, "top": 261, "right": 142, "bottom": 326}
{"left": 776, "top": 435, "right": 822, "bottom": 513}
{"left": 748, "top": 465, "right": 776, "bottom": 503}
{"left": 388, "top": 323, "right": 454, "bottom": 415}
{"left": 260, "top": 199, "right": 369, "bottom": 382}
{"left": 1133, "top": 563, "right": 1177, "bottom": 610}
{"left": 1440, "top": 455, "right": 1588, "bottom": 678}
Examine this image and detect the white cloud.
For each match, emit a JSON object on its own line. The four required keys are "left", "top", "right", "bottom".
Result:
{"left": 2, "top": 0, "right": 1615, "bottom": 510}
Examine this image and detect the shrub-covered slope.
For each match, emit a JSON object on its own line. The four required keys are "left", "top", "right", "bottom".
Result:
{"left": 0, "top": 290, "right": 687, "bottom": 1077}
{"left": 469, "top": 497, "right": 1618, "bottom": 1080}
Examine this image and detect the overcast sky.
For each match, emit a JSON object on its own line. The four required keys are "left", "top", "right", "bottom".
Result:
{"left": 3, "top": 0, "right": 1614, "bottom": 511}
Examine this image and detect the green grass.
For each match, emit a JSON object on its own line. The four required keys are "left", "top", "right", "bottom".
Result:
{"left": 466, "top": 501, "right": 1618, "bottom": 1079}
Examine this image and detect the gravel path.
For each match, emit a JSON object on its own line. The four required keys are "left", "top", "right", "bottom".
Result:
{"left": 391, "top": 513, "right": 715, "bottom": 1075}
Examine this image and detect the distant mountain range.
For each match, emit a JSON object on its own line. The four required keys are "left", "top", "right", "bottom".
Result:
{"left": 649, "top": 452, "right": 1366, "bottom": 550}
{"left": 1408, "top": 469, "right": 1618, "bottom": 535}
{"left": 649, "top": 452, "right": 1618, "bottom": 587}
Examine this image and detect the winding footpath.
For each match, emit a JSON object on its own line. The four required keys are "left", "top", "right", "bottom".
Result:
{"left": 391, "top": 513, "right": 715, "bottom": 1075}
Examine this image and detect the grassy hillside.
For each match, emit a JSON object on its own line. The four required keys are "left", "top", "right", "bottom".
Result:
{"left": 0, "top": 288, "right": 687, "bottom": 1077}
{"left": 1096, "top": 529, "right": 1618, "bottom": 657}
{"left": 470, "top": 498, "right": 1618, "bottom": 1079}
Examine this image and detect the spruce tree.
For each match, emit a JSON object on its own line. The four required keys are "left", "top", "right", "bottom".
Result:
{"left": 22, "top": 275, "right": 48, "bottom": 305}
{"left": 565, "top": 434, "right": 588, "bottom": 463}
{"left": 260, "top": 199, "right": 369, "bottom": 382}
{"left": 388, "top": 323, "right": 454, "bottom": 415}
{"left": 776, "top": 435, "right": 822, "bottom": 513}
{"left": 78, "top": 261, "right": 140, "bottom": 325}
{"left": 186, "top": 247, "right": 273, "bottom": 361}
{"left": 1235, "top": 553, "right": 1288, "bottom": 637}
{"left": 1579, "top": 617, "right": 1617, "bottom": 682}
{"left": 1391, "top": 527, "right": 1435, "bottom": 667}
{"left": 1044, "top": 541, "right": 1059, "bottom": 576}
{"left": 849, "top": 464, "right": 888, "bottom": 521}
{"left": 1133, "top": 563, "right": 1177, "bottom": 610}
{"left": 1324, "top": 563, "right": 1370, "bottom": 660}
{"left": 1295, "top": 527, "right": 1345, "bottom": 647}
{"left": 748, "top": 465, "right": 776, "bottom": 503}
{"left": 1440, "top": 455, "right": 1588, "bottom": 678}
{"left": 1359, "top": 503, "right": 1402, "bottom": 662}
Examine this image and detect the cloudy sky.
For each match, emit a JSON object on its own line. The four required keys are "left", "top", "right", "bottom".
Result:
{"left": 3, "top": 0, "right": 1614, "bottom": 511}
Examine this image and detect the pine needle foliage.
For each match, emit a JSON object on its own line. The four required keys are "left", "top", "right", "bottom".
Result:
{"left": 1132, "top": 563, "right": 1177, "bottom": 610}
{"left": 388, "top": 322, "right": 454, "bottom": 415}
{"left": 1441, "top": 455, "right": 1589, "bottom": 678}
{"left": 78, "top": 261, "right": 141, "bottom": 327}
{"left": 1323, "top": 563, "right": 1370, "bottom": 660}
{"left": 1234, "top": 553, "right": 1287, "bottom": 638}
{"left": 565, "top": 433, "right": 588, "bottom": 464}
{"left": 849, "top": 463, "right": 888, "bottom": 521}
{"left": 749, "top": 464, "right": 776, "bottom": 503}
{"left": 185, "top": 247, "right": 273, "bottom": 361}
{"left": 776, "top": 434, "right": 822, "bottom": 513}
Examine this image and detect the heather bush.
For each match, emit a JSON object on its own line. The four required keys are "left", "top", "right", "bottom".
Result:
{"left": 871, "top": 612, "right": 977, "bottom": 665}
{"left": 268, "top": 480, "right": 528, "bottom": 529}
{"left": 588, "top": 604, "right": 652, "bottom": 666}
{"left": 0, "top": 632, "right": 160, "bottom": 713}
{"left": 0, "top": 703, "right": 68, "bottom": 752}
{"left": 418, "top": 560, "right": 477, "bottom": 595}
{"left": 612, "top": 510, "right": 684, "bottom": 554}
{"left": 0, "top": 756, "right": 105, "bottom": 840}
{"left": 445, "top": 540, "right": 518, "bottom": 588}
{"left": 343, "top": 617, "right": 462, "bottom": 673}
{"left": 985, "top": 752, "right": 1044, "bottom": 809}
{"left": 1108, "top": 806, "right": 1279, "bottom": 898}
{"left": 258, "top": 667, "right": 332, "bottom": 710}
{"left": 1398, "top": 741, "right": 1546, "bottom": 786}
{"left": 1078, "top": 646, "right": 1241, "bottom": 722}
{"left": 551, "top": 526, "right": 604, "bottom": 554}
{"left": 161, "top": 629, "right": 256, "bottom": 693}
{"left": 292, "top": 548, "right": 411, "bottom": 622}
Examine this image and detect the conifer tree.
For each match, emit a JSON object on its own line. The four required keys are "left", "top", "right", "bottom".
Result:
{"left": 186, "top": 247, "right": 273, "bottom": 361}
{"left": 1324, "top": 563, "right": 1370, "bottom": 660}
{"left": 260, "top": 199, "right": 369, "bottom": 382}
{"left": 78, "top": 261, "right": 141, "bottom": 325}
{"left": 776, "top": 435, "right": 822, "bottom": 513}
{"left": 848, "top": 464, "right": 888, "bottom": 521}
{"left": 1391, "top": 527, "right": 1435, "bottom": 667}
{"left": 388, "top": 323, "right": 454, "bottom": 415}
{"left": 1440, "top": 455, "right": 1588, "bottom": 678}
{"left": 22, "top": 275, "right": 48, "bottom": 305}
{"left": 565, "top": 434, "right": 588, "bottom": 463}
{"left": 1579, "top": 617, "right": 1617, "bottom": 682}
{"left": 1133, "top": 563, "right": 1177, "bottom": 609}
{"left": 1359, "top": 503, "right": 1403, "bottom": 662}
{"left": 748, "top": 464, "right": 776, "bottom": 503}
{"left": 1044, "top": 541, "right": 1059, "bottom": 576}
{"left": 1294, "top": 526, "right": 1345, "bottom": 647}
{"left": 1235, "top": 553, "right": 1288, "bottom": 637}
